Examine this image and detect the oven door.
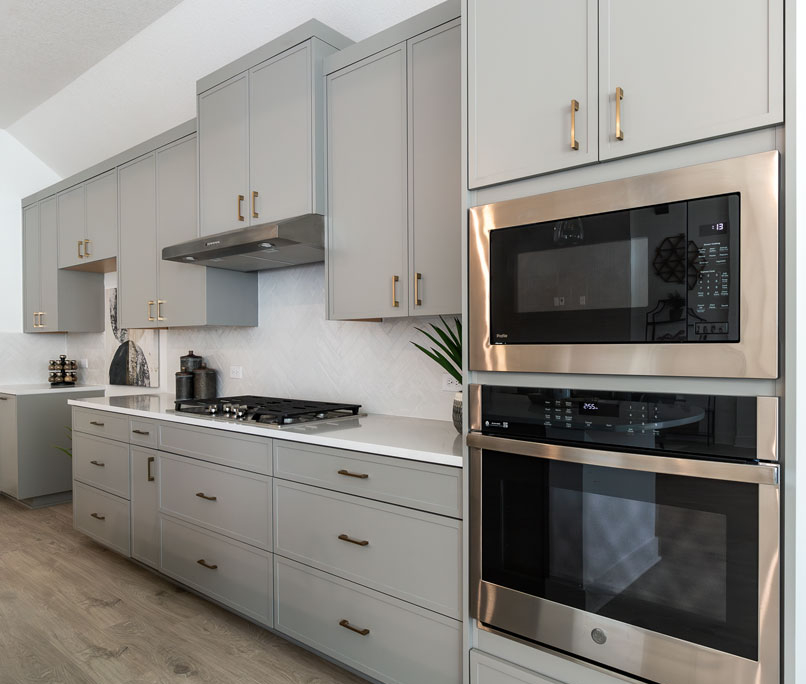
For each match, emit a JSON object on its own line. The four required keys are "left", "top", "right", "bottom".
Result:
{"left": 468, "top": 433, "right": 779, "bottom": 684}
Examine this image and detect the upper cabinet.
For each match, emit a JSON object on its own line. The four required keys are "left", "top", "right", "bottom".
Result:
{"left": 57, "top": 169, "right": 118, "bottom": 269}
{"left": 468, "top": 0, "right": 783, "bottom": 188}
{"left": 197, "top": 23, "right": 351, "bottom": 237}
{"left": 326, "top": 2, "right": 461, "bottom": 320}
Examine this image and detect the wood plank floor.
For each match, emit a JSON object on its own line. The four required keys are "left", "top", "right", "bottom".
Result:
{"left": 0, "top": 496, "right": 367, "bottom": 684}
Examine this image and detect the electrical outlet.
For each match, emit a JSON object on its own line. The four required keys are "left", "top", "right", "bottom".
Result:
{"left": 230, "top": 365, "right": 243, "bottom": 379}
{"left": 442, "top": 374, "right": 462, "bottom": 392}
{"left": 78, "top": 359, "right": 89, "bottom": 369}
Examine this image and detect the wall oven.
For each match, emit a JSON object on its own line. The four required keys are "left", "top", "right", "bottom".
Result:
{"left": 469, "top": 384, "right": 779, "bottom": 684}
{"left": 468, "top": 151, "right": 779, "bottom": 378}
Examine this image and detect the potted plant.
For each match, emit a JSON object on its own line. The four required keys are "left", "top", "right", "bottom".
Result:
{"left": 412, "top": 316, "right": 463, "bottom": 433}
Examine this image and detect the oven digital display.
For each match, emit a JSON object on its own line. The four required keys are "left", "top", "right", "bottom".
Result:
{"left": 577, "top": 400, "right": 620, "bottom": 417}
{"left": 699, "top": 220, "right": 729, "bottom": 236}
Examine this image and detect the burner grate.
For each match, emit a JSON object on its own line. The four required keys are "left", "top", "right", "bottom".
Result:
{"left": 174, "top": 395, "right": 362, "bottom": 425}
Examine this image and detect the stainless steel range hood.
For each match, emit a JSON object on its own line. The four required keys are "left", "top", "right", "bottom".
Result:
{"left": 162, "top": 214, "right": 324, "bottom": 272}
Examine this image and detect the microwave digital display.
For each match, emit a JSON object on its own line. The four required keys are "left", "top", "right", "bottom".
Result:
{"left": 700, "top": 221, "right": 730, "bottom": 236}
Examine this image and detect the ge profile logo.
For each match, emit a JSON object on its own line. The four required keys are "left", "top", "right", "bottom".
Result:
{"left": 484, "top": 420, "right": 490, "bottom": 427}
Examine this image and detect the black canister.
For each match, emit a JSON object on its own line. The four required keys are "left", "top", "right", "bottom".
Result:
{"left": 180, "top": 350, "right": 203, "bottom": 372}
{"left": 193, "top": 364, "right": 217, "bottom": 400}
{"left": 175, "top": 368, "right": 194, "bottom": 400}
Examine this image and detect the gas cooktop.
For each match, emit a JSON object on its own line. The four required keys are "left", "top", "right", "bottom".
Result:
{"left": 173, "top": 395, "right": 364, "bottom": 427}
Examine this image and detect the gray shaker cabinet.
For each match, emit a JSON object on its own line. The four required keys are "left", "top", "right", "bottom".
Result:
{"left": 57, "top": 183, "right": 86, "bottom": 268}
{"left": 22, "top": 204, "right": 40, "bottom": 334}
{"left": 131, "top": 445, "right": 160, "bottom": 569}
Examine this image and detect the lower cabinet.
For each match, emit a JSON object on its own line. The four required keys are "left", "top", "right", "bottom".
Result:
{"left": 73, "top": 481, "right": 131, "bottom": 556}
{"left": 275, "top": 556, "right": 461, "bottom": 684}
{"left": 470, "top": 651, "right": 566, "bottom": 684}
{"left": 131, "top": 446, "right": 159, "bottom": 568}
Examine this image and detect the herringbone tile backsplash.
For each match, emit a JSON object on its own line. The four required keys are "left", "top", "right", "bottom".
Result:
{"left": 0, "top": 332, "right": 67, "bottom": 385}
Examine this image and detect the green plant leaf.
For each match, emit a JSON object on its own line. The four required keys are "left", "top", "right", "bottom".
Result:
{"left": 412, "top": 343, "right": 462, "bottom": 383}
{"left": 53, "top": 446, "right": 72, "bottom": 459}
{"left": 414, "top": 326, "right": 460, "bottom": 369}
{"left": 440, "top": 315, "right": 461, "bottom": 349}
{"left": 428, "top": 325, "right": 461, "bottom": 368}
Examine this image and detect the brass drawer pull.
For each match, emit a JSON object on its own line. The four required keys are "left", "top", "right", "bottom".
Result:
{"left": 615, "top": 86, "right": 624, "bottom": 141}
{"left": 89, "top": 421, "right": 105, "bottom": 426}
{"left": 147, "top": 300, "right": 155, "bottom": 322}
{"left": 237, "top": 194, "right": 245, "bottom": 221}
{"left": 196, "top": 492, "right": 217, "bottom": 501}
{"left": 339, "top": 619, "right": 370, "bottom": 636}
{"left": 132, "top": 429, "right": 150, "bottom": 435}
{"left": 77, "top": 240, "right": 84, "bottom": 259}
{"left": 391, "top": 275, "right": 399, "bottom": 307}
{"left": 89, "top": 460, "right": 105, "bottom": 467}
{"left": 84, "top": 238, "right": 91, "bottom": 257}
{"left": 338, "top": 534, "right": 369, "bottom": 547}
{"left": 337, "top": 469, "right": 369, "bottom": 480}
{"left": 39, "top": 312, "right": 45, "bottom": 328}
{"left": 414, "top": 272, "right": 422, "bottom": 306}
{"left": 90, "top": 513, "right": 105, "bottom": 521}
{"left": 197, "top": 559, "right": 218, "bottom": 570}
{"left": 570, "top": 99, "right": 580, "bottom": 150}
{"left": 157, "top": 300, "right": 166, "bottom": 321}
{"left": 252, "top": 190, "right": 259, "bottom": 218}
{"left": 147, "top": 456, "right": 155, "bottom": 482}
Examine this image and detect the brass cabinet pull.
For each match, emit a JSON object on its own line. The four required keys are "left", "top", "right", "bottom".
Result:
{"left": 414, "top": 272, "right": 422, "bottom": 306}
{"left": 197, "top": 559, "right": 218, "bottom": 570}
{"left": 337, "top": 469, "right": 369, "bottom": 479}
{"left": 39, "top": 312, "right": 45, "bottom": 328}
{"left": 570, "top": 99, "right": 580, "bottom": 150}
{"left": 84, "top": 238, "right": 91, "bottom": 257}
{"left": 252, "top": 190, "right": 259, "bottom": 219}
{"left": 77, "top": 240, "right": 84, "bottom": 259}
{"left": 147, "top": 456, "right": 155, "bottom": 482}
{"left": 90, "top": 513, "right": 105, "bottom": 521}
{"left": 391, "top": 275, "right": 399, "bottom": 308}
{"left": 615, "top": 87, "right": 624, "bottom": 141}
{"left": 34, "top": 312, "right": 43, "bottom": 328}
{"left": 89, "top": 421, "right": 105, "bottom": 426}
{"left": 89, "top": 460, "right": 105, "bottom": 467}
{"left": 195, "top": 492, "right": 217, "bottom": 501}
{"left": 33, "top": 312, "right": 38, "bottom": 328}
{"left": 339, "top": 619, "right": 370, "bottom": 636}
{"left": 132, "top": 429, "right": 150, "bottom": 435}
{"left": 338, "top": 533, "right": 369, "bottom": 547}
{"left": 237, "top": 194, "right": 245, "bottom": 221}
{"left": 157, "top": 300, "right": 166, "bottom": 321}
{"left": 147, "top": 300, "right": 156, "bottom": 322}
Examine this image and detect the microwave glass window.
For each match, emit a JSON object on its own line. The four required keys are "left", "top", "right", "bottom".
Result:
{"left": 480, "top": 450, "right": 759, "bottom": 659}
{"left": 489, "top": 194, "right": 740, "bottom": 345}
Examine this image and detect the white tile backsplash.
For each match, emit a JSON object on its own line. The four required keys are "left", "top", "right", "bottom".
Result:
{"left": 0, "top": 332, "right": 67, "bottom": 384}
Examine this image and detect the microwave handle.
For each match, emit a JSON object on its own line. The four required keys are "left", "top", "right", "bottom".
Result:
{"left": 756, "top": 396, "right": 779, "bottom": 463}
{"left": 466, "top": 432, "right": 778, "bottom": 486}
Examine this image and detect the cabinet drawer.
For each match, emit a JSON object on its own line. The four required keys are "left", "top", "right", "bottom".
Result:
{"left": 73, "top": 432, "right": 130, "bottom": 499}
{"left": 275, "top": 557, "right": 461, "bottom": 684}
{"left": 159, "top": 422, "right": 271, "bottom": 475}
{"left": 129, "top": 418, "right": 157, "bottom": 448}
{"left": 161, "top": 516, "right": 272, "bottom": 626}
{"left": 73, "top": 481, "right": 130, "bottom": 556}
{"left": 73, "top": 408, "right": 130, "bottom": 443}
{"left": 160, "top": 453, "right": 271, "bottom": 550}
{"left": 273, "top": 441, "right": 461, "bottom": 518}
{"left": 274, "top": 480, "right": 460, "bottom": 618}
{"left": 470, "top": 651, "right": 565, "bottom": 684}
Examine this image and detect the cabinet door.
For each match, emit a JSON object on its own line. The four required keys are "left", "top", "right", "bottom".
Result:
{"left": 131, "top": 446, "right": 159, "bottom": 568}
{"left": 84, "top": 169, "right": 118, "bottom": 262}
{"left": 22, "top": 204, "right": 40, "bottom": 333}
{"left": 408, "top": 21, "right": 461, "bottom": 316}
{"left": 468, "top": 0, "right": 598, "bottom": 188}
{"left": 157, "top": 135, "right": 207, "bottom": 327}
{"left": 118, "top": 153, "right": 158, "bottom": 329}
{"left": 198, "top": 73, "right": 250, "bottom": 236}
{"left": 250, "top": 42, "right": 313, "bottom": 223}
{"left": 38, "top": 196, "right": 59, "bottom": 332}
{"left": 57, "top": 183, "right": 86, "bottom": 268}
{"left": 599, "top": 0, "right": 783, "bottom": 160}
{"left": 0, "top": 395, "right": 18, "bottom": 497}
{"left": 327, "top": 45, "right": 409, "bottom": 319}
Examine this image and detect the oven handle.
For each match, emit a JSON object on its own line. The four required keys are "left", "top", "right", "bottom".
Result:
{"left": 466, "top": 433, "right": 779, "bottom": 486}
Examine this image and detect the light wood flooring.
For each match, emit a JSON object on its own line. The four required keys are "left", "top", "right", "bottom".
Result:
{"left": 0, "top": 496, "right": 366, "bottom": 684}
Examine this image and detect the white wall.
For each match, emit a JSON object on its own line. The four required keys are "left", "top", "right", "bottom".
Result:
{"left": 8, "top": 0, "right": 444, "bottom": 176}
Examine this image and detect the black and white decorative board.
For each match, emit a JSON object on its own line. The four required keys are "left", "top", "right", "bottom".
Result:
{"left": 105, "top": 288, "right": 159, "bottom": 387}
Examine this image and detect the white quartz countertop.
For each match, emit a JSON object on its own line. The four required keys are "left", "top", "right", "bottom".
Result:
{"left": 0, "top": 384, "right": 106, "bottom": 396}
{"left": 68, "top": 394, "right": 463, "bottom": 468}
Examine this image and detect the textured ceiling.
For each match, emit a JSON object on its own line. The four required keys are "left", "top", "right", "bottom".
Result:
{"left": 0, "top": 0, "right": 183, "bottom": 127}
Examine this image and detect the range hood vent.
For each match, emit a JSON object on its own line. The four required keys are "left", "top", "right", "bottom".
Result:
{"left": 162, "top": 214, "right": 324, "bottom": 272}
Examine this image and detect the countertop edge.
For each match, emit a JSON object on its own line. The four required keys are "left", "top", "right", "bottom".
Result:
{"left": 1, "top": 385, "right": 106, "bottom": 396}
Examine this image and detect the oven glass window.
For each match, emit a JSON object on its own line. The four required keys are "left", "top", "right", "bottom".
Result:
{"left": 481, "top": 450, "right": 758, "bottom": 659}
{"left": 488, "top": 194, "right": 740, "bottom": 344}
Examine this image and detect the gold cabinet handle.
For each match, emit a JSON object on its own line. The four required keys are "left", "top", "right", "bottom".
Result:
{"left": 237, "top": 194, "right": 245, "bottom": 221}
{"left": 414, "top": 272, "right": 422, "bottom": 306}
{"left": 34, "top": 312, "right": 43, "bottom": 328}
{"left": 157, "top": 300, "right": 166, "bottom": 321}
{"left": 570, "top": 99, "right": 580, "bottom": 150}
{"left": 197, "top": 559, "right": 218, "bottom": 570}
{"left": 337, "top": 469, "right": 369, "bottom": 479}
{"left": 338, "top": 533, "right": 369, "bottom": 547}
{"left": 252, "top": 191, "right": 259, "bottom": 219}
{"left": 90, "top": 513, "right": 105, "bottom": 521}
{"left": 147, "top": 300, "right": 155, "bottom": 322}
{"left": 77, "top": 240, "right": 84, "bottom": 259}
{"left": 339, "top": 619, "right": 370, "bottom": 636}
{"left": 84, "top": 238, "right": 91, "bottom": 257}
{"left": 89, "top": 421, "right": 105, "bottom": 426}
{"left": 391, "top": 275, "right": 399, "bottom": 308}
{"left": 39, "top": 312, "right": 45, "bottom": 328}
{"left": 89, "top": 460, "right": 105, "bottom": 467}
{"left": 195, "top": 492, "right": 217, "bottom": 501}
{"left": 615, "top": 87, "right": 624, "bottom": 141}
{"left": 147, "top": 456, "right": 155, "bottom": 482}
{"left": 132, "top": 429, "right": 150, "bottom": 436}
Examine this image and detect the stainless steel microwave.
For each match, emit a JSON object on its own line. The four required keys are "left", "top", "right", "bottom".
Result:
{"left": 468, "top": 151, "right": 780, "bottom": 378}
